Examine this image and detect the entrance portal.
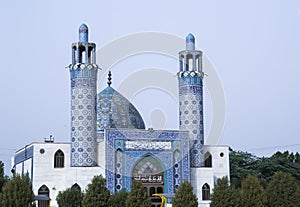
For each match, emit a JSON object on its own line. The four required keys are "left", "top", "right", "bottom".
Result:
{"left": 133, "top": 156, "right": 164, "bottom": 207}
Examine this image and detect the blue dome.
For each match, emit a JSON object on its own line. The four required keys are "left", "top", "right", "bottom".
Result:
{"left": 186, "top": 33, "right": 195, "bottom": 43}
{"left": 97, "top": 86, "right": 145, "bottom": 131}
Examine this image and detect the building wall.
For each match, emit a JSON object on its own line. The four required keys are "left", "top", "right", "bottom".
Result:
{"left": 105, "top": 129, "right": 190, "bottom": 194}
{"left": 190, "top": 145, "right": 229, "bottom": 207}
{"left": 14, "top": 142, "right": 105, "bottom": 207}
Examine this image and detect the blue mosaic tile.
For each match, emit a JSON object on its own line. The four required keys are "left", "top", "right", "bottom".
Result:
{"left": 97, "top": 86, "right": 145, "bottom": 131}
{"left": 105, "top": 129, "right": 190, "bottom": 194}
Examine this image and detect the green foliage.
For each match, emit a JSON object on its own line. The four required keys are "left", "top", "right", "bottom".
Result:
{"left": 126, "top": 180, "right": 151, "bottom": 207}
{"left": 0, "top": 174, "right": 35, "bottom": 207}
{"left": 172, "top": 181, "right": 198, "bottom": 207}
{"left": 210, "top": 176, "right": 240, "bottom": 207}
{"left": 261, "top": 151, "right": 300, "bottom": 186}
{"left": 229, "top": 151, "right": 259, "bottom": 188}
{"left": 56, "top": 186, "right": 83, "bottom": 207}
{"left": 82, "top": 175, "right": 111, "bottom": 207}
{"left": 230, "top": 150, "right": 300, "bottom": 187}
{"left": 266, "top": 171, "right": 300, "bottom": 207}
{"left": 240, "top": 175, "right": 267, "bottom": 207}
{"left": 108, "top": 189, "right": 128, "bottom": 207}
{"left": 0, "top": 161, "right": 8, "bottom": 193}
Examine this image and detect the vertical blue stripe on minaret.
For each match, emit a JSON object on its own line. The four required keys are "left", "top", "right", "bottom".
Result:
{"left": 178, "top": 34, "right": 204, "bottom": 168}
{"left": 68, "top": 24, "right": 99, "bottom": 167}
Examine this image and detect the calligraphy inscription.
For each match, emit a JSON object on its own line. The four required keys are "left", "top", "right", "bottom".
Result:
{"left": 133, "top": 174, "right": 164, "bottom": 184}
{"left": 125, "top": 141, "right": 172, "bottom": 150}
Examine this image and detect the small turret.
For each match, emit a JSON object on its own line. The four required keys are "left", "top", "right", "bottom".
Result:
{"left": 70, "top": 23, "right": 96, "bottom": 65}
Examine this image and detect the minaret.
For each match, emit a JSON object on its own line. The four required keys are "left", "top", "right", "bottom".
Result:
{"left": 67, "top": 24, "right": 99, "bottom": 167}
{"left": 178, "top": 34, "right": 204, "bottom": 168}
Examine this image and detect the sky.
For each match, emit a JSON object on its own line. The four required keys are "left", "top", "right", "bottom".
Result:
{"left": 0, "top": 0, "right": 300, "bottom": 176}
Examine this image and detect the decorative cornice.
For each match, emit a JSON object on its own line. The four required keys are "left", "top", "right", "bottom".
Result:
{"left": 178, "top": 71, "right": 204, "bottom": 79}
{"left": 66, "top": 63, "right": 100, "bottom": 71}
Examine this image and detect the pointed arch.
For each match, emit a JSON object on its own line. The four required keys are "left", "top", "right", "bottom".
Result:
{"left": 71, "top": 183, "right": 81, "bottom": 191}
{"left": 204, "top": 151, "right": 212, "bottom": 167}
{"left": 202, "top": 183, "right": 210, "bottom": 200}
{"left": 132, "top": 154, "right": 165, "bottom": 207}
{"left": 54, "top": 149, "right": 64, "bottom": 168}
{"left": 37, "top": 185, "right": 50, "bottom": 207}
{"left": 132, "top": 154, "right": 165, "bottom": 175}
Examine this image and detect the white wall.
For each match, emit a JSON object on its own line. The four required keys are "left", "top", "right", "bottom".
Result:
{"left": 190, "top": 145, "right": 230, "bottom": 207}
{"left": 14, "top": 142, "right": 229, "bottom": 207}
{"left": 15, "top": 142, "right": 105, "bottom": 207}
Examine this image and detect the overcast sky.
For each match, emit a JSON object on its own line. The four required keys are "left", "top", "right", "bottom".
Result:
{"left": 0, "top": 0, "right": 300, "bottom": 175}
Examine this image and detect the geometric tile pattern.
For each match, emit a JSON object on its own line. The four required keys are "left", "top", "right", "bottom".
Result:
{"left": 178, "top": 73, "right": 204, "bottom": 168}
{"left": 105, "top": 129, "right": 190, "bottom": 195}
{"left": 97, "top": 86, "right": 145, "bottom": 131}
{"left": 70, "top": 66, "right": 98, "bottom": 167}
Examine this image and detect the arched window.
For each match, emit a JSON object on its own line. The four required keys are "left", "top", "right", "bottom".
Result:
{"left": 204, "top": 152, "right": 212, "bottom": 167}
{"left": 157, "top": 187, "right": 163, "bottom": 194}
{"left": 54, "top": 150, "right": 64, "bottom": 168}
{"left": 202, "top": 183, "right": 210, "bottom": 200}
{"left": 150, "top": 187, "right": 155, "bottom": 196}
{"left": 186, "top": 54, "right": 194, "bottom": 71}
{"left": 71, "top": 183, "right": 81, "bottom": 191}
{"left": 37, "top": 185, "right": 50, "bottom": 207}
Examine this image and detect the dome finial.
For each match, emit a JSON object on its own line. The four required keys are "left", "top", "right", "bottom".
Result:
{"left": 186, "top": 33, "right": 195, "bottom": 42}
{"left": 186, "top": 33, "right": 195, "bottom": 50}
{"left": 107, "top": 71, "right": 112, "bottom": 86}
{"left": 79, "top": 23, "right": 88, "bottom": 42}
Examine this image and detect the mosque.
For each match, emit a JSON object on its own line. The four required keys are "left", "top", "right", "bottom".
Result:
{"left": 12, "top": 24, "right": 230, "bottom": 207}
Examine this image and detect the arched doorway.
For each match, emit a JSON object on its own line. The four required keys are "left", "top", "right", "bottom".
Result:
{"left": 37, "top": 185, "right": 50, "bottom": 207}
{"left": 132, "top": 155, "right": 164, "bottom": 207}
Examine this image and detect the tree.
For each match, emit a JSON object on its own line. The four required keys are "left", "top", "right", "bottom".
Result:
{"left": 266, "top": 171, "right": 300, "bottom": 207}
{"left": 229, "top": 151, "right": 259, "bottom": 188}
{"left": 172, "top": 181, "right": 198, "bottom": 207}
{"left": 56, "top": 186, "right": 83, "bottom": 207}
{"left": 0, "top": 161, "right": 8, "bottom": 193}
{"left": 126, "top": 180, "right": 151, "bottom": 207}
{"left": 240, "top": 175, "right": 267, "bottom": 207}
{"left": 295, "top": 152, "right": 300, "bottom": 163}
{"left": 229, "top": 150, "right": 300, "bottom": 187}
{"left": 210, "top": 177, "right": 240, "bottom": 207}
{"left": 0, "top": 174, "right": 35, "bottom": 207}
{"left": 254, "top": 151, "right": 300, "bottom": 185}
{"left": 108, "top": 188, "right": 128, "bottom": 207}
{"left": 82, "top": 175, "right": 111, "bottom": 207}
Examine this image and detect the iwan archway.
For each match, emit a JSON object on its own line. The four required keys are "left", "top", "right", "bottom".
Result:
{"left": 132, "top": 155, "right": 165, "bottom": 207}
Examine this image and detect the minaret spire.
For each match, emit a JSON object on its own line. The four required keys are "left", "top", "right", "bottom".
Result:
{"left": 67, "top": 24, "right": 99, "bottom": 167}
{"left": 178, "top": 33, "right": 204, "bottom": 168}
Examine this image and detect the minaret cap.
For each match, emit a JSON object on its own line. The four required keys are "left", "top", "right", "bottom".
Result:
{"left": 186, "top": 33, "right": 195, "bottom": 51}
{"left": 79, "top": 23, "right": 88, "bottom": 42}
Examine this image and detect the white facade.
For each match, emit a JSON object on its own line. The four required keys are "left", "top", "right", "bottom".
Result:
{"left": 13, "top": 141, "right": 105, "bottom": 207}
{"left": 13, "top": 140, "right": 229, "bottom": 207}
{"left": 191, "top": 145, "right": 230, "bottom": 207}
